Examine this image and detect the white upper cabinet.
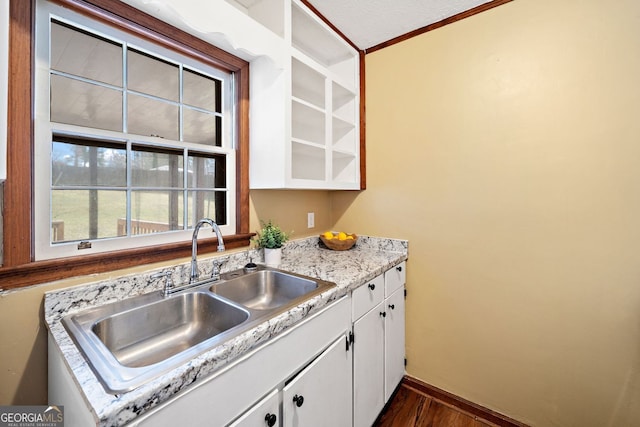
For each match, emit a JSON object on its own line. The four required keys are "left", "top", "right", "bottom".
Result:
{"left": 248, "top": 0, "right": 361, "bottom": 189}
{"left": 124, "top": 0, "right": 361, "bottom": 189}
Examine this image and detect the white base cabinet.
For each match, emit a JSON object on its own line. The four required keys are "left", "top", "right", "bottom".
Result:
{"left": 48, "top": 262, "right": 406, "bottom": 427}
{"left": 49, "top": 296, "right": 352, "bottom": 427}
{"left": 352, "top": 262, "right": 406, "bottom": 427}
{"left": 131, "top": 297, "right": 352, "bottom": 427}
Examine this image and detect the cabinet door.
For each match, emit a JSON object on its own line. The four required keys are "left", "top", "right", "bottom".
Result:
{"left": 352, "top": 302, "right": 385, "bottom": 427}
{"left": 229, "top": 389, "right": 280, "bottom": 427}
{"left": 384, "top": 287, "right": 406, "bottom": 402}
{"left": 283, "top": 335, "right": 352, "bottom": 427}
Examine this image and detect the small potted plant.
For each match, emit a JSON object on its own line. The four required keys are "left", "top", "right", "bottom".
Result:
{"left": 253, "top": 220, "right": 290, "bottom": 266}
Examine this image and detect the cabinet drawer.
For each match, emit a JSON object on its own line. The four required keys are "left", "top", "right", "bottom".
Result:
{"left": 352, "top": 274, "right": 384, "bottom": 321}
{"left": 385, "top": 261, "right": 406, "bottom": 297}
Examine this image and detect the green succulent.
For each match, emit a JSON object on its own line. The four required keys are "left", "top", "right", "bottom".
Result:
{"left": 253, "top": 220, "right": 290, "bottom": 249}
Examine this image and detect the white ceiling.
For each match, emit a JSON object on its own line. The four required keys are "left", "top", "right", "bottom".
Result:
{"left": 305, "top": 0, "right": 495, "bottom": 50}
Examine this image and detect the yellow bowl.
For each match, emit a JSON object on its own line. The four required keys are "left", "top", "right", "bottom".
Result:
{"left": 319, "top": 233, "right": 357, "bottom": 251}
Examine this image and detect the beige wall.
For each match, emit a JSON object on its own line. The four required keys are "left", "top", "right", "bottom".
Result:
{"left": 250, "top": 190, "right": 333, "bottom": 240}
{"left": 332, "top": 0, "right": 640, "bottom": 425}
{"left": 0, "top": 189, "right": 331, "bottom": 405}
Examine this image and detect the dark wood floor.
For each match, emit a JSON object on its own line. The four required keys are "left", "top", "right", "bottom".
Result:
{"left": 374, "top": 384, "right": 498, "bottom": 427}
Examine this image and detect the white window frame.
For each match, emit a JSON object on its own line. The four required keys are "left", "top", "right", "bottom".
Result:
{"left": 34, "top": 0, "right": 237, "bottom": 260}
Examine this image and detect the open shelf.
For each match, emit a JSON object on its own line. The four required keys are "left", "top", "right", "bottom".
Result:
{"left": 292, "top": 142, "right": 325, "bottom": 181}
{"left": 292, "top": 57, "right": 325, "bottom": 109}
{"left": 331, "top": 151, "right": 357, "bottom": 183}
{"left": 224, "top": 0, "right": 285, "bottom": 37}
{"left": 332, "top": 116, "right": 356, "bottom": 152}
{"left": 291, "top": 100, "right": 325, "bottom": 144}
{"left": 291, "top": 2, "right": 357, "bottom": 86}
{"left": 332, "top": 81, "right": 356, "bottom": 123}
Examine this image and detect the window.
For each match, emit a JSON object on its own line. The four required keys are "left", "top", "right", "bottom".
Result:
{"left": 33, "top": 1, "right": 243, "bottom": 260}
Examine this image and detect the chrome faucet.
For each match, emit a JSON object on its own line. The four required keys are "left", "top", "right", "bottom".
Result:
{"left": 190, "top": 218, "right": 225, "bottom": 284}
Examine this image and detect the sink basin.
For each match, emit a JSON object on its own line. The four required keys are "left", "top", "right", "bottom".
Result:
{"left": 211, "top": 270, "right": 319, "bottom": 310}
{"left": 62, "top": 266, "right": 336, "bottom": 393}
{"left": 92, "top": 292, "right": 249, "bottom": 368}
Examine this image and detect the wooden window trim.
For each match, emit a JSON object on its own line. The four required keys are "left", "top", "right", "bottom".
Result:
{"left": 1, "top": 0, "right": 251, "bottom": 290}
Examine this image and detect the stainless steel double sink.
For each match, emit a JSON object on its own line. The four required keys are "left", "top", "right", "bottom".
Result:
{"left": 62, "top": 266, "right": 336, "bottom": 394}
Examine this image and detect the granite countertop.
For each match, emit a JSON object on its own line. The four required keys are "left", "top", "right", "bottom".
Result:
{"left": 44, "top": 235, "right": 408, "bottom": 426}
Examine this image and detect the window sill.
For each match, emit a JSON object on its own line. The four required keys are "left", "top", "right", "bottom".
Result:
{"left": 0, "top": 233, "right": 254, "bottom": 291}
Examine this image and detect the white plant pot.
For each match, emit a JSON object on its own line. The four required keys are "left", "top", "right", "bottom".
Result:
{"left": 264, "top": 248, "right": 282, "bottom": 267}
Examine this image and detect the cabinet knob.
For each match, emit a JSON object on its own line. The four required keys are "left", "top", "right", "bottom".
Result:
{"left": 388, "top": 304, "right": 395, "bottom": 310}
{"left": 368, "top": 283, "right": 375, "bottom": 290}
{"left": 396, "top": 266, "right": 403, "bottom": 272}
{"left": 265, "top": 413, "right": 277, "bottom": 427}
{"left": 380, "top": 311, "right": 387, "bottom": 318}
{"left": 293, "top": 394, "right": 304, "bottom": 407}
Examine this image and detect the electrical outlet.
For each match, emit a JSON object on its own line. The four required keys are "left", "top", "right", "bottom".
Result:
{"left": 307, "top": 212, "right": 315, "bottom": 228}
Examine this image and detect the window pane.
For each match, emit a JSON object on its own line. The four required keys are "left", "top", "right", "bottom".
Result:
{"left": 52, "top": 140, "right": 127, "bottom": 187}
{"left": 187, "top": 190, "right": 226, "bottom": 227}
{"left": 51, "top": 21, "right": 123, "bottom": 87}
{"left": 127, "top": 94, "right": 178, "bottom": 139}
{"left": 183, "top": 108, "right": 220, "bottom": 145}
{"left": 51, "top": 75, "right": 123, "bottom": 131}
{"left": 188, "top": 153, "right": 226, "bottom": 188}
{"left": 128, "top": 49, "right": 179, "bottom": 101}
{"left": 52, "top": 189, "right": 126, "bottom": 242}
{"left": 40, "top": 15, "right": 239, "bottom": 257}
{"left": 183, "top": 69, "right": 220, "bottom": 111}
{"left": 131, "top": 190, "right": 184, "bottom": 235}
{"left": 132, "top": 148, "right": 183, "bottom": 188}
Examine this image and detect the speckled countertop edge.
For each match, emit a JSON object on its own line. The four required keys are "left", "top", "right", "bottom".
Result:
{"left": 44, "top": 235, "right": 408, "bottom": 427}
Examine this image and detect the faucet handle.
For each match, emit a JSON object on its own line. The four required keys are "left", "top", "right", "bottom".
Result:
{"left": 150, "top": 270, "right": 171, "bottom": 281}
{"left": 243, "top": 261, "right": 258, "bottom": 273}
{"left": 150, "top": 271, "right": 174, "bottom": 296}
{"left": 211, "top": 260, "right": 225, "bottom": 280}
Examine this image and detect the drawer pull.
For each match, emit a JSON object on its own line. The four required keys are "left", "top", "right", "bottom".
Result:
{"left": 265, "top": 413, "right": 277, "bottom": 426}
{"left": 388, "top": 304, "right": 395, "bottom": 310}
{"left": 368, "top": 283, "right": 375, "bottom": 290}
{"left": 380, "top": 311, "right": 387, "bottom": 318}
{"left": 396, "top": 266, "right": 403, "bottom": 272}
{"left": 293, "top": 394, "right": 304, "bottom": 407}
